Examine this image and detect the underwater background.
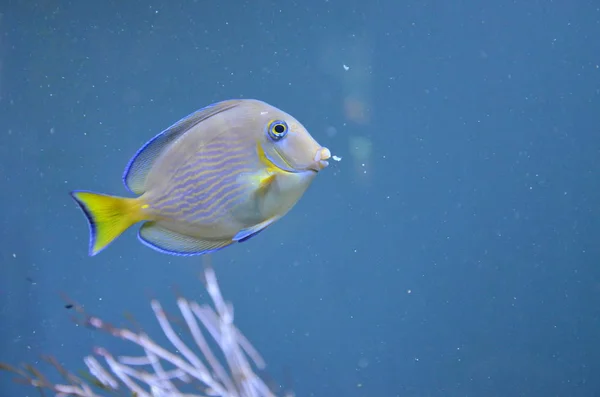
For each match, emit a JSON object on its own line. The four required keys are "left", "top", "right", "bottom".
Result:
{"left": 1, "top": 0, "right": 600, "bottom": 396}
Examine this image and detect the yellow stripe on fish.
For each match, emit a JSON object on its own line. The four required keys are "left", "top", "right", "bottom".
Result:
{"left": 70, "top": 99, "right": 332, "bottom": 256}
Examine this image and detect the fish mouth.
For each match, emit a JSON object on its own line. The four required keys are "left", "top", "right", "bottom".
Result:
{"left": 261, "top": 142, "right": 331, "bottom": 174}
{"left": 307, "top": 147, "right": 331, "bottom": 173}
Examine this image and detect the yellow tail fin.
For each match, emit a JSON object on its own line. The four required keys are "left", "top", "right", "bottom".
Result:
{"left": 70, "top": 190, "right": 145, "bottom": 256}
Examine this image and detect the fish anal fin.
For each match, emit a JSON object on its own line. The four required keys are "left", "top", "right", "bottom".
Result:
{"left": 123, "top": 99, "right": 243, "bottom": 195}
{"left": 138, "top": 222, "right": 233, "bottom": 256}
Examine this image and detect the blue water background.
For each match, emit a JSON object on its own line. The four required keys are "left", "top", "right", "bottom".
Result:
{"left": 1, "top": 1, "right": 599, "bottom": 396}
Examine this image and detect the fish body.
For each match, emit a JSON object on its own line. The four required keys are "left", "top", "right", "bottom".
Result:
{"left": 70, "top": 99, "right": 331, "bottom": 256}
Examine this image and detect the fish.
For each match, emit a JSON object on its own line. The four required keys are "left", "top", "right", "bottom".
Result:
{"left": 69, "top": 99, "right": 332, "bottom": 257}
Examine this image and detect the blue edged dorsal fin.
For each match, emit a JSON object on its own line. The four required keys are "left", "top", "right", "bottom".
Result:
{"left": 122, "top": 99, "right": 243, "bottom": 195}
{"left": 233, "top": 217, "right": 278, "bottom": 243}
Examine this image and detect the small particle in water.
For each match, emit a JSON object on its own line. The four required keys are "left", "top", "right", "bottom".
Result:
{"left": 332, "top": 155, "right": 342, "bottom": 162}
{"left": 343, "top": 64, "right": 350, "bottom": 71}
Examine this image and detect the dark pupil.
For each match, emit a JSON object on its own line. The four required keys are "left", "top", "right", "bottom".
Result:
{"left": 273, "top": 124, "right": 285, "bottom": 134}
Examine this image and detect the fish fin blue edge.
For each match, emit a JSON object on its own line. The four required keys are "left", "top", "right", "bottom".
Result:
{"left": 233, "top": 217, "right": 278, "bottom": 243}
{"left": 137, "top": 222, "right": 233, "bottom": 256}
{"left": 138, "top": 234, "right": 227, "bottom": 256}
{"left": 69, "top": 190, "right": 98, "bottom": 257}
{"left": 237, "top": 229, "right": 263, "bottom": 243}
{"left": 122, "top": 99, "right": 243, "bottom": 195}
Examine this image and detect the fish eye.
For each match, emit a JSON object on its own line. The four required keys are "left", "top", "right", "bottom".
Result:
{"left": 267, "top": 120, "right": 288, "bottom": 141}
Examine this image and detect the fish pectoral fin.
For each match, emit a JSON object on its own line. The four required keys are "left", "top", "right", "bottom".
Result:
{"left": 233, "top": 217, "right": 278, "bottom": 243}
{"left": 138, "top": 222, "right": 233, "bottom": 256}
{"left": 258, "top": 173, "right": 276, "bottom": 193}
{"left": 238, "top": 169, "right": 276, "bottom": 198}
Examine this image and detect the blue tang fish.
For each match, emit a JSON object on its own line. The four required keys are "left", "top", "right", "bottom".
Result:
{"left": 70, "top": 99, "right": 332, "bottom": 256}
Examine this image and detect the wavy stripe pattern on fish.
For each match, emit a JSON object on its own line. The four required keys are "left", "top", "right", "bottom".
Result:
{"left": 152, "top": 134, "right": 257, "bottom": 224}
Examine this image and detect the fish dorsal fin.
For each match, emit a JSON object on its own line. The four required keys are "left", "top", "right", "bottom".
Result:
{"left": 122, "top": 99, "right": 243, "bottom": 195}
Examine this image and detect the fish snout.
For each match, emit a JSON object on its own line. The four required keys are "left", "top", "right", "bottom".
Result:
{"left": 312, "top": 147, "right": 331, "bottom": 171}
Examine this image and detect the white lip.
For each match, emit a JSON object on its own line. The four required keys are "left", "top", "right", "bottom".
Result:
{"left": 313, "top": 147, "right": 331, "bottom": 171}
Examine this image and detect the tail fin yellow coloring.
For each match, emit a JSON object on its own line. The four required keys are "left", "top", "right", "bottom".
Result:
{"left": 70, "top": 190, "right": 147, "bottom": 256}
